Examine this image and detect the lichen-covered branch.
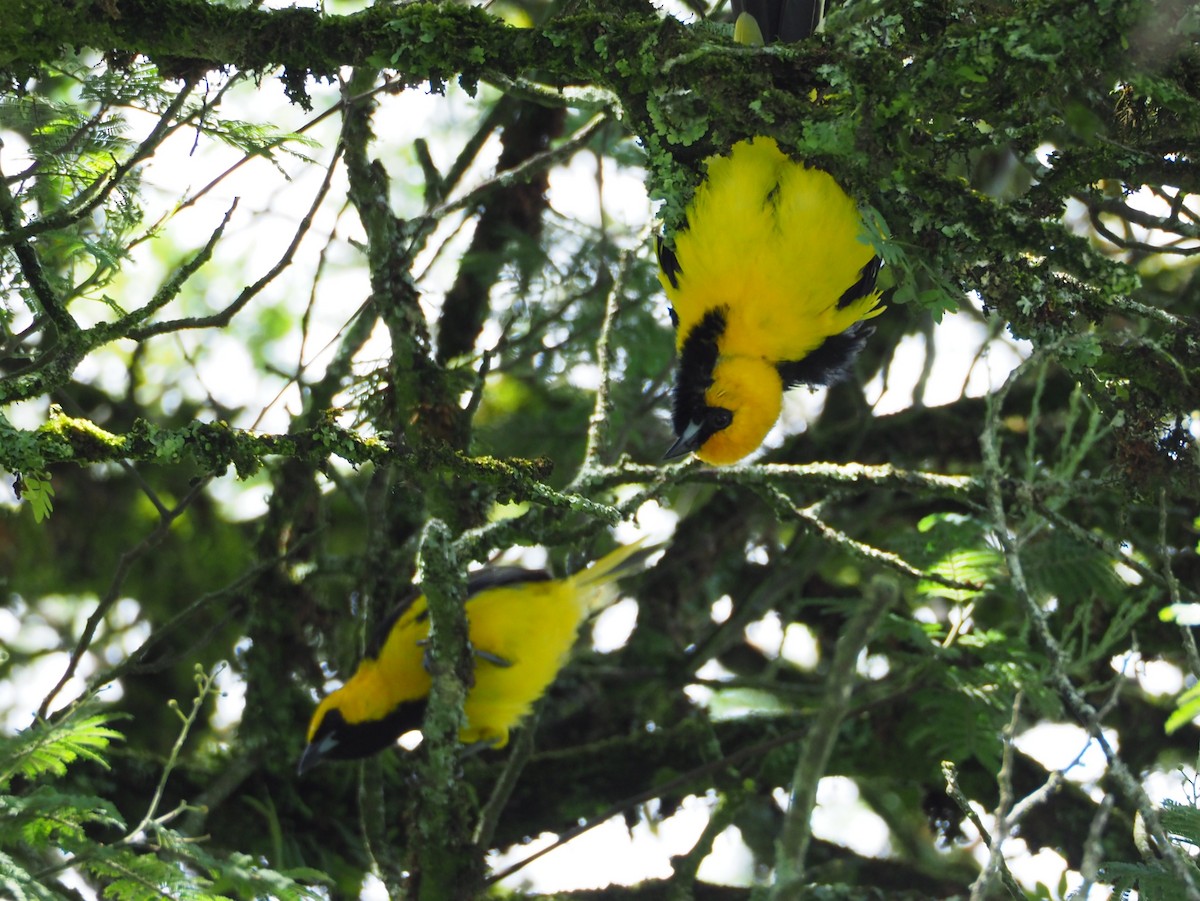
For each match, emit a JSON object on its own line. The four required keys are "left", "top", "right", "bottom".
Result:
{"left": 0, "top": 408, "right": 608, "bottom": 516}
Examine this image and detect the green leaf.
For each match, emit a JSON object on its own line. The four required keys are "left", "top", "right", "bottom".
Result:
{"left": 1022, "top": 529, "right": 1126, "bottom": 605}
{"left": 904, "top": 512, "right": 1003, "bottom": 602}
{"left": 0, "top": 787, "right": 124, "bottom": 852}
{"left": 0, "top": 847, "right": 64, "bottom": 901}
{"left": 17, "top": 472, "right": 55, "bottom": 523}
{"left": 1165, "top": 683, "right": 1200, "bottom": 735}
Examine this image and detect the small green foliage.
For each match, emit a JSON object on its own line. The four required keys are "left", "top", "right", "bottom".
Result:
{"left": 0, "top": 712, "right": 121, "bottom": 787}
{"left": 0, "top": 787, "right": 124, "bottom": 853}
{"left": 862, "top": 203, "right": 962, "bottom": 319}
{"left": 14, "top": 471, "right": 54, "bottom": 523}
{"left": 1103, "top": 798, "right": 1200, "bottom": 898}
{"left": 1054, "top": 332, "right": 1104, "bottom": 374}
{"left": 910, "top": 633, "right": 1027, "bottom": 772}
{"left": 1165, "top": 682, "right": 1200, "bottom": 735}
{"left": 907, "top": 512, "right": 1002, "bottom": 603}
{"left": 0, "top": 696, "right": 327, "bottom": 901}
{"left": 646, "top": 90, "right": 712, "bottom": 149}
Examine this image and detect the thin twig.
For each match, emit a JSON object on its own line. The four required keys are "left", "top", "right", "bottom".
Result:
{"left": 127, "top": 144, "right": 342, "bottom": 340}
{"left": 941, "top": 758, "right": 1027, "bottom": 900}
{"left": 425, "top": 113, "right": 610, "bottom": 223}
{"left": 980, "top": 347, "right": 1200, "bottom": 901}
{"left": 473, "top": 703, "right": 540, "bottom": 850}
{"left": 575, "top": 228, "right": 649, "bottom": 473}
{"left": 1074, "top": 794, "right": 1116, "bottom": 899}
{"left": 1160, "top": 487, "right": 1200, "bottom": 679}
{"left": 769, "top": 578, "right": 898, "bottom": 898}
{"left": 37, "top": 479, "right": 212, "bottom": 719}
{"left": 968, "top": 693, "right": 1027, "bottom": 901}
{"left": 486, "top": 726, "right": 817, "bottom": 886}
{"left": 127, "top": 665, "right": 223, "bottom": 840}
{"left": 764, "top": 485, "right": 985, "bottom": 592}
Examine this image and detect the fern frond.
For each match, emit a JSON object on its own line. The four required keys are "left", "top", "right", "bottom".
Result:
{"left": 1101, "top": 857, "right": 1200, "bottom": 900}
{"left": 0, "top": 847, "right": 64, "bottom": 901}
{"left": 0, "top": 786, "right": 123, "bottom": 854}
{"left": 0, "top": 713, "right": 123, "bottom": 788}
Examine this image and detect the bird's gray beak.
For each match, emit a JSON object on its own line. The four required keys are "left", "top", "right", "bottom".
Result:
{"left": 297, "top": 733, "right": 338, "bottom": 776}
{"left": 663, "top": 421, "right": 704, "bottom": 460}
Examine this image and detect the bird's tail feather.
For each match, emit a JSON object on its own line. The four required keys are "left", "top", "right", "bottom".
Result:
{"left": 569, "top": 538, "right": 659, "bottom": 614}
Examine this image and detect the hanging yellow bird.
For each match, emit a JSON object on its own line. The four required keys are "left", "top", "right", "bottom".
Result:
{"left": 298, "top": 541, "right": 653, "bottom": 773}
{"left": 656, "top": 0, "right": 884, "bottom": 466}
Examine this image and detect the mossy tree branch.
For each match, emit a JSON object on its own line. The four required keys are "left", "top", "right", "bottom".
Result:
{"left": 7, "top": 0, "right": 1196, "bottom": 388}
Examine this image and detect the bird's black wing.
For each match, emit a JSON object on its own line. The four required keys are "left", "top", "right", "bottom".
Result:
{"left": 776, "top": 321, "right": 874, "bottom": 389}
{"left": 836, "top": 255, "right": 883, "bottom": 310}
{"left": 465, "top": 567, "right": 553, "bottom": 596}
{"left": 656, "top": 235, "right": 683, "bottom": 291}
{"left": 776, "top": 254, "right": 883, "bottom": 388}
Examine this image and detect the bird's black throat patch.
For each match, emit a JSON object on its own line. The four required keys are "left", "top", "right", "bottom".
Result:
{"left": 311, "top": 702, "right": 428, "bottom": 762}
{"left": 673, "top": 308, "right": 729, "bottom": 437}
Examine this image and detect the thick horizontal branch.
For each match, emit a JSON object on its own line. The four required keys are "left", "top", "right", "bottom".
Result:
{"left": 0, "top": 0, "right": 678, "bottom": 99}
{"left": 585, "top": 459, "right": 981, "bottom": 503}
{"left": 0, "top": 407, "right": 623, "bottom": 520}
{"left": 0, "top": 0, "right": 1156, "bottom": 148}
{"left": 0, "top": 406, "right": 390, "bottom": 477}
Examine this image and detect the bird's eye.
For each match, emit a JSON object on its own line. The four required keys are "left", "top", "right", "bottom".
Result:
{"left": 711, "top": 408, "right": 733, "bottom": 430}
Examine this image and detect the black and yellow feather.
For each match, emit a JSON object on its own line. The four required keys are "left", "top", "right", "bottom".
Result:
{"left": 299, "top": 542, "right": 653, "bottom": 772}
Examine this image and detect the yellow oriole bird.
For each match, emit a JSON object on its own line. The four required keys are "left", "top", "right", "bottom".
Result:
{"left": 656, "top": 1, "right": 884, "bottom": 466}
{"left": 298, "top": 541, "right": 653, "bottom": 773}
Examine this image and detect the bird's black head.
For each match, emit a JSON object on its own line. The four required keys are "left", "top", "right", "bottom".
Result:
{"left": 298, "top": 700, "right": 427, "bottom": 775}
{"left": 664, "top": 407, "right": 733, "bottom": 459}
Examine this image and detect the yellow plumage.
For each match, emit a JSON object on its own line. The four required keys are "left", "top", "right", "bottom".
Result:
{"left": 668, "top": 139, "right": 881, "bottom": 362}
{"left": 733, "top": 11, "right": 767, "bottom": 46}
{"left": 299, "top": 541, "right": 651, "bottom": 772}
{"left": 658, "top": 137, "right": 884, "bottom": 465}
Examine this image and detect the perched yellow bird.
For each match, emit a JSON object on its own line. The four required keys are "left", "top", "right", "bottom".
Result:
{"left": 298, "top": 541, "right": 653, "bottom": 773}
{"left": 656, "top": 2, "right": 884, "bottom": 466}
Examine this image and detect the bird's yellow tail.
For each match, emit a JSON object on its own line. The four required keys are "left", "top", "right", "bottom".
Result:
{"left": 567, "top": 538, "right": 658, "bottom": 614}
